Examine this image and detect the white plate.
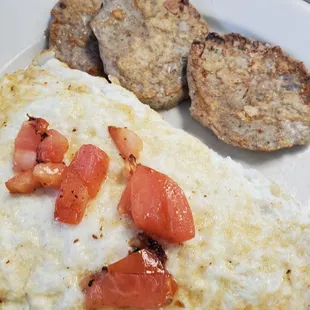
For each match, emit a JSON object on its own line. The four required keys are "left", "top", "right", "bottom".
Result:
{"left": 1, "top": 0, "right": 310, "bottom": 205}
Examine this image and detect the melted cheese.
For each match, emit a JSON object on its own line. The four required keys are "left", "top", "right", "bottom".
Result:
{"left": 0, "top": 52, "right": 310, "bottom": 309}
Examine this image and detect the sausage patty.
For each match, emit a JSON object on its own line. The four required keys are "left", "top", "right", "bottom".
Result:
{"left": 91, "top": 0, "right": 208, "bottom": 110}
{"left": 49, "top": 0, "right": 104, "bottom": 76}
{"left": 188, "top": 33, "right": 310, "bottom": 151}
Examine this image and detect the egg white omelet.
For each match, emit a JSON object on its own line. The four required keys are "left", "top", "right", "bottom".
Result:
{"left": 0, "top": 52, "right": 310, "bottom": 310}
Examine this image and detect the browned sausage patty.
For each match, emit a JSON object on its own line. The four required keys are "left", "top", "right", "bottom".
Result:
{"left": 188, "top": 33, "right": 310, "bottom": 151}
{"left": 49, "top": 0, "right": 104, "bottom": 76}
{"left": 91, "top": 0, "right": 208, "bottom": 110}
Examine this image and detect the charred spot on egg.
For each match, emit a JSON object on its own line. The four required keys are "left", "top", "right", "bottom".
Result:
{"left": 129, "top": 233, "right": 167, "bottom": 265}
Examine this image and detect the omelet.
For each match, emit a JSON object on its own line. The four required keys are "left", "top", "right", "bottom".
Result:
{"left": 0, "top": 52, "right": 310, "bottom": 309}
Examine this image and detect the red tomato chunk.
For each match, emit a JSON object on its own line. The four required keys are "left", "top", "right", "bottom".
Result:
{"left": 81, "top": 249, "right": 177, "bottom": 309}
{"left": 54, "top": 172, "right": 89, "bottom": 225}
{"left": 54, "top": 145, "right": 110, "bottom": 225}
{"left": 118, "top": 165, "right": 195, "bottom": 243}
{"left": 68, "top": 144, "right": 110, "bottom": 198}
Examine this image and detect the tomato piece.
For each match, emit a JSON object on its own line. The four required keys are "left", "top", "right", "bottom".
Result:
{"left": 84, "top": 273, "right": 176, "bottom": 309}
{"left": 54, "top": 145, "right": 109, "bottom": 225}
{"left": 37, "top": 129, "right": 69, "bottom": 163}
{"left": 108, "top": 126, "right": 143, "bottom": 159}
{"left": 33, "top": 163, "right": 66, "bottom": 189}
{"left": 14, "top": 121, "right": 41, "bottom": 171}
{"left": 54, "top": 172, "right": 89, "bottom": 225}
{"left": 81, "top": 250, "right": 177, "bottom": 309}
{"left": 5, "top": 170, "right": 41, "bottom": 194}
{"left": 68, "top": 145, "right": 110, "bottom": 198}
{"left": 118, "top": 165, "right": 195, "bottom": 243}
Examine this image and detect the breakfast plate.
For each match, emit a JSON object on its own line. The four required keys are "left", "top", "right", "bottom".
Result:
{"left": 1, "top": 1, "right": 310, "bottom": 309}
{"left": 1, "top": 0, "right": 310, "bottom": 205}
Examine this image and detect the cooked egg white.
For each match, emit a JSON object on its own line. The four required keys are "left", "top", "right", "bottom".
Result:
{"left": 0, "top": 52, "right": 310, "bottom": 310}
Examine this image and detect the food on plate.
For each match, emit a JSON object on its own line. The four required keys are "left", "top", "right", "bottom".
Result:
{"left": 55, "top": 144, "right": 110, "bottom": 225}
{"left": 49, "top": 0, "right": 104, "bottom": 76}
{"left": 122, "top": 154, "right": 138, "bottom": 180}
{"left": 118, "top": 165, "right": 195, "bottom": 243}
{"left": 108, "top": 126, "right": 143, "bottom": 160}
{"left": 7, "top": 115, "right": 110, "bottom": 225}
{"left": 7, "top": 115, "right": 69, "bottom": 194}
{"left": 6, "top": 163, "right": 66, "bottom": 194}
{"left": 1, "top": 54, "right": 310, "bottom": 309}
{"left": 81, "top": 249, "right": 177, "bottom": 309}
{"left": 91, "top": 0, "right": 208, "bottom": 110}
{"left": 37, "top": 129, "right": 69, "bottom": 163}
{"left": 13, "top": 118, "right": 43, "bottom": 171}
{"left": 27, "top": 116, "right": 49, "bottom": 135}
{"left": 188, "top": 32, "right": 310, "bottom": 151}
{"left": 108, "top": 127, "right": 194, "bottom": 243}
{"left": 13, "top": 116, "right": 68, "bottom": 171}
{"left": 55, "top": 170, "right": 89, "bottom": 225}
{"left": 33, "top": 163, "right": 66, "bottom": 189}
{"left": 5, "top": 170, "right": 42, "bottom": 194}
{"left": 108, "top": 126, "right": 142, "bottom": 179}
{"left": 66, "top": 144, "right": 110, "bottom": 199}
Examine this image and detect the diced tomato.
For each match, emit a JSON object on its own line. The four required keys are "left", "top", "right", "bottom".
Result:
{"left": 68, "top": 144, "right": 110, "bottom": 198}
{"left": 37, "top": 129, "right": 69, "bottom": 163}
{"left": 108, "top": 126, "right": 143, "bottom": 159}
{"left": 54, "top": 145, "right": 109, "bottom": 225}
{"left": 54, "top": 172, "right": 89, "bottom": 225}
{"left": 33, "top": 163, "right": 66, "bottom": 189}
{"left": 13, "top": 121, "right": 41, "bottom": 171}
{"left": 118, "top": 165, "right": 195, "bottom": 243}
{"left": 5, "top": 170, "right": 41, "bottom": 194}
{"left": 81, "top": 249, "right": 177, "bottom": 309}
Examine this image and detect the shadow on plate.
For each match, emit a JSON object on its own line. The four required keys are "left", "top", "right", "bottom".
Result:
{"left": 178, "top": 101, "right": 308, "bottom": 167}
